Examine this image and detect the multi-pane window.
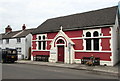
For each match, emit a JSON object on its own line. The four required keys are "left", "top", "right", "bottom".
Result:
{"left": 17, "top": 38, "right": 21, "bottom": 43}
{"left": 38, "top": 35, "right": 46, "bottom": 50}
{"left": 6, "top": 39, "right": 9, "bottom": 44}
{"left": 85, "top": 31, "right": 99, "bottom": 51}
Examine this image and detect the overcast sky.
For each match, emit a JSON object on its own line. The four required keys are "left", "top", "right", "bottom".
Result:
{"left": 0, "top": 0, "right": 119, "bottom": 33}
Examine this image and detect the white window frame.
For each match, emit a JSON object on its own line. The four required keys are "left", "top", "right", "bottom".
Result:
{"left": 17, "top": 38, "right": 21, "bottom": 43}
{"left": 83, "top": 29, "right": 101, "bottom": 51}
{"left": 37, "top": 34, "right": 47, "bottom": 50}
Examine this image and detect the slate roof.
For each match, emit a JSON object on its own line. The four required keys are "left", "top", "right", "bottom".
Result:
{"left": 32, "top": 6, "right": 118, "bottom": 34}
{"left": 1, "top": 28, "right": 35, "bottom": 39}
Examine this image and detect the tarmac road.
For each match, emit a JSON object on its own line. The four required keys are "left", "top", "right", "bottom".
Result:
{"left": 2, "top": 63, "right": 119, "bottom": 79}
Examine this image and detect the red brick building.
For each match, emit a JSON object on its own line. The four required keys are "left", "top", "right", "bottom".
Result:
{"left": 31, "top": 6, "right": 120, "bottom": 66}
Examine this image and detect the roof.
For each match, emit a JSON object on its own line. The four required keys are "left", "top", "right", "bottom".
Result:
{"left": 1, "top": 28, "right": 35, "bottom": 39}
{"left": 32, "top": 6, "right": 118, "bottom": 34}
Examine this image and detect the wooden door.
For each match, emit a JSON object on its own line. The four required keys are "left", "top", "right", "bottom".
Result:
{"left": 58, "top": 46, "right": 64, "bottom": 62}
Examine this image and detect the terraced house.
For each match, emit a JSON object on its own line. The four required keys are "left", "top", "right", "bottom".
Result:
{"left": 31, "top": 6, "right": 119, "bottom": 66}
{"left": 0, "top": 24, "right": 35, "bottom": 60}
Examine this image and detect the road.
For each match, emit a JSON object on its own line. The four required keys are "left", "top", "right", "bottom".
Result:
{"left": 2, "top": 63, "right": 118, "bottom": 79}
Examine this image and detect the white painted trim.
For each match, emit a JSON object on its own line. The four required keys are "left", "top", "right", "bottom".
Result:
{"left": 32, "top": 39, "right": 53, "bottom": 41}
{"left": 32, "top": 50, "right": 50, "bottom": 51}
{"left": 70, "top": 36, "right": 111, "bottom": 40}
{"left": 74, "top": 50, "right": 112, "bottom": 53}
{"left": 33, "top": 36, "right": 111, "bottom": 41}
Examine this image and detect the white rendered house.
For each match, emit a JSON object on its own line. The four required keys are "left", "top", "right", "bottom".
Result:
{"left": 0, "top": 24, "right": 35, "bottom": 60}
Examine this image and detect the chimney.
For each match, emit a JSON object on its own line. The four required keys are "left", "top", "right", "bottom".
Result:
{"left": 5, "top": 25, "right": 12, "bottom": 33}
{"left": 22, "top": 24, "right": 26, "bottom": 30}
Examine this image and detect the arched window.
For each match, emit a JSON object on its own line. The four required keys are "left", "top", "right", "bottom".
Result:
{"left": 93, "top": 31, "right": 99, "bottom": 37}
{"left": 93, "top": 31, "right": 99, "bottom": 50}
{"left": 43, "top": 35, "right": 45, "bottom": 40}
{"left": 86, "top": 32, "right": 91, "bottom": 50}
{"left": 86, "top": 32, "right": 91, "bottom": 37}
{"left": 57, "top": 39, "right": 64, "bottom": 44}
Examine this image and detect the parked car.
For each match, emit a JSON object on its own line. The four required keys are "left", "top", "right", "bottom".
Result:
{"left": 0, "top": 48, "right": 18, "bottom": 63}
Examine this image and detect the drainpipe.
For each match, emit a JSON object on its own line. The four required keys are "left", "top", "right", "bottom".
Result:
{"left": 68, "top": 42, "right": 71, "bottom": 64}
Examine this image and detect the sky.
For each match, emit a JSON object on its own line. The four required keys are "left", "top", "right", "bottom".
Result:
{"left": 0, "top": 0, "right": 119, "bottom": 33}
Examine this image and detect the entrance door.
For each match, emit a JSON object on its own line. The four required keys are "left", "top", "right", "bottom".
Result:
{"left": 58, "top": 46, "right": 64, "bottom": 62}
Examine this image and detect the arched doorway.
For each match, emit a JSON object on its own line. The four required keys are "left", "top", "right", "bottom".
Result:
{"left": 57, "top": 39, "right": 65, "bottom": 62}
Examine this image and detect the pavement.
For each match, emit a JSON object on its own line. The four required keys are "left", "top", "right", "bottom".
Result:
{"left": 16, "top": 60, "right": 119, "bottom": 75}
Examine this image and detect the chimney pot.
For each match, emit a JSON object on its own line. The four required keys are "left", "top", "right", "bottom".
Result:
{"left": 5, "top": 25, "right": 12, "bottom": 33}
{"left": 22, "top": 24, "right": 26, "bottom": 30}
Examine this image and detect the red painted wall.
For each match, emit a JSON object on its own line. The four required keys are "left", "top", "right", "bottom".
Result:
{"left": 32, "top": 51, "right": 50, "bottom": 56}
{"left": 32, "top": 41, "right": 37, "bottom": 50}
{"left": 32, "top": 34, "right": 36, "bottom": 40}
{"left": 72, "top": 39, "right": 83, "bottom": 50}
{"left": 101, "top": 27, "right": 111, "bottom": 36}
{"left": 47, "top": 41, "right": 52, "bottom": 50}
{"left": 47, "top": 32, "right": 57, "bottom": 39}
{"left": 32, "top": 35, "right": 37, "bottom": 50}
{"left": 65, "top": 30, "right": 83, "bottom": 38}
{"left": 101, "top": 38, "right": 111, "bottom": 51}
{"left": 75, "top": 52, "right": 111, "bottom": 61}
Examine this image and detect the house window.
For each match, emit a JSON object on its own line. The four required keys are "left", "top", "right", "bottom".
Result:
{"left": 17, "top": 38, "right": 21, "bottom": 43}
{"left": 86, "top": 32, "right": 91, "bottom": 50}
{"left": 6, "top": 39, "right": 9, "bottom": 44}
{"left": 38, "top": 35, "right": 46, "bottom": 50}
{"left": 16, "top": 48, "right": 21, "bottom": 54}
{"left": 93, "top": 31, "right": 99, "bottom": 50}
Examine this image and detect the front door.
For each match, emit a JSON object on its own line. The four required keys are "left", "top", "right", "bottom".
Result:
{"left": 58, "top": 46, "right": 64, "bottom": 62}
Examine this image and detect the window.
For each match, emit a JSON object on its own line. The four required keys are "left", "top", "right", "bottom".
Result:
{"left": 57, "top": 39, "right": 64, "bottom": 44}
{"left": 6, "top": 39, "right": 9, "bottom": 44}
{"left": 38, "top": 35, "right": 46, "bottom": 50}
{"left": 93, "top": 39, "right": 99, "bottom": 50}
{"left": 43, "top": 36, "right": 45, "bottom": 40}
{"left": 86, "top": 32, "right": 91, "bottom": 50}
{"left": 16, "top": 48, "right": 21, "bottom": 54}
{"left": 86, "top": 32, "right": 91, "bottom": 37}
{"left": 85, "top": 31, "right": 99, "bottom": 51}
{"left": 38, "top": 41, "right": 41, "bottom": 50}
{"left": 86, "top": 39, "right": 91, "bottom": 50}
{"left": 43, "top": 41, "right": 46, "bottom": 50}
{"left": 17, "top": 38, "right": 21, "bottom": 43}
{"left": 93, "top": 31, "right": 99, "bottom": 50}
{"left": 93, "top": 31, "right": 99, "bottom": 37}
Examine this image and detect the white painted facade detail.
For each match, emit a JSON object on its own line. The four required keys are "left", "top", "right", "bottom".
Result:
{"left": 0, "top": 33, "right": 32, "bottom": 60}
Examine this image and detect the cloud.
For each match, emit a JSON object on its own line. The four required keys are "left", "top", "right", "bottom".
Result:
{"left": 0, "top": 0, "right": 119, "bottom": 33}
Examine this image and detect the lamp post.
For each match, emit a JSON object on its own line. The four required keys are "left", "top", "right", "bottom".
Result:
{"left": 68, "top": 42, "right": 71, "bottom": 64}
